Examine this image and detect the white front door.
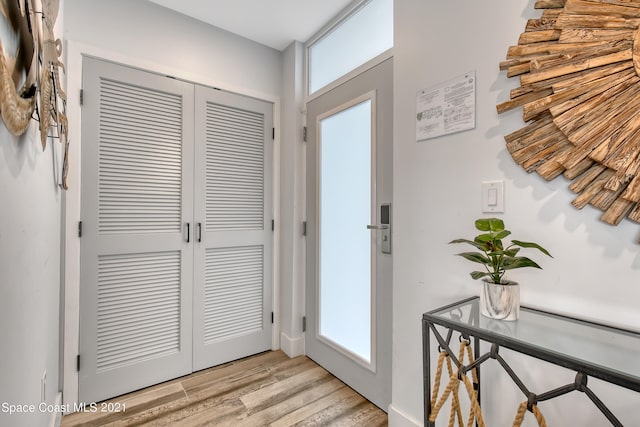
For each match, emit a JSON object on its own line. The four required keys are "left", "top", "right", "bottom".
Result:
{"left": 305, "top": 58, "right": 393, "bottom": 409}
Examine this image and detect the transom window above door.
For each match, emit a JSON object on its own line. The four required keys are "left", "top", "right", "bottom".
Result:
{"left": 306, "top": 0, "right": 393, "bottom": 96}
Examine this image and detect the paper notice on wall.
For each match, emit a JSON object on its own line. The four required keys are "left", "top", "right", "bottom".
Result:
{"left": 416, "top": 71, "right": 476, "bottom": 141}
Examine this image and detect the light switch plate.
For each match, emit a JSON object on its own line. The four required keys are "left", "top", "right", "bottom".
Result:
{"left": 481, "top": 181, "right": 504, "bottom": 213}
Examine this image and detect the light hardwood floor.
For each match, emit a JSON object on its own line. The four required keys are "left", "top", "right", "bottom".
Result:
{"left": 62, "top": 350, "right": 388, "bottom": 426}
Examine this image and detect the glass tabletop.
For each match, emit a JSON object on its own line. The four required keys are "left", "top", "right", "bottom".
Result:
{"left": 425, "top": 297, "right": 640, "bottom": 390}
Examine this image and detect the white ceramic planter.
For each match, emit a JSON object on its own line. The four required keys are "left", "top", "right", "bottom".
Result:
{"left": 480, "top": 279, "right": 520, "bottom": 321}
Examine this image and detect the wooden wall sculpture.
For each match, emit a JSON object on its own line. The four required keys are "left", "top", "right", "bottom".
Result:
{"left": 497, "top": 0, "right": 640, "bottom": 227}
{"left": 0, "top": 0, "right": 69, "bottom": 189}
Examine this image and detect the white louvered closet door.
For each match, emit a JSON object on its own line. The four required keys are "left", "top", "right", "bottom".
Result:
{"left": 192, "top": 86, "right": 273, "bottom": 371}
{"left": 79, "top": 57, "right": 195, "bottom": 404}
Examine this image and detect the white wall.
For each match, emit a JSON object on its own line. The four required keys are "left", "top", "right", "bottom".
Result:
{"left": 62, "top": 0, "right": 284, "bottom": 405}
{"left": 391, "top": 0, "right": 640, "bottom": 426}
{"left": 0, "top": 6, "right": 63, "bottom": 427}
{"left": 0, "top": 130, "right": 62, "bottom": 427}
{"left": 64, "top": 0, "right": 282, "bottom": 98}
{"left": 279, "top": 41, "right": 306, "bottom": 357}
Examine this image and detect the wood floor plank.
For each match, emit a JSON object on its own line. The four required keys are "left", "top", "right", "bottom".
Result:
{"left": 61, "top": 351, "right": 387, "bottom": 427}
{"left": 182, "top": 351, "right": 286, "bottom": 396}
{"left": 184, "top": 363, "right": 274, "bottom": 401}
{"left": 234, "top": 377, "right": 346, "bottom": 426}
{"left": 159, "top": 398, "right": 246, "bottom": 427}
{"left": 240, "top": 365, "right": 331, "bottom": 412}
{"left": 285, "top": 391, "right": 368, "bottom": 426}
{"left": 62, "top": 382, "right": 188, "bottom": 427}
{"left": 330, "top": 401, "right": 389, "bottom": 427}
{"left": 267, "top": 355, "right": 320, "bottom": 380}
{"left": 269, "top": 385, "right": 353, "bottom": 427}
{"left": 99, "top": 364, "right": 277, "bottom": 426}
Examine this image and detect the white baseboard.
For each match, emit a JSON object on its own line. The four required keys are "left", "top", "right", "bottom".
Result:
{"left": 280, "top": 331, "right": 304, "bottom": 357}
{"left": 50, "top": 392, "right": 63, "bottom": 427}
{"left": 388, "top": 403, "right": 422, "bottom": 427}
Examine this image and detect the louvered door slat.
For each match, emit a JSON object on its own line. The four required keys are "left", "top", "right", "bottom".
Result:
{"left": 100, "top": 156, "right": 182, "bottom": 171}
{"left": 100, "top": 132, "right": 183, "bottom": 148}
{"left": 203, "top": 246, "right": 264, "bottom": 344}
{"left": 100, "top": 145, "right": 181, "bottom": 162}
{"left": 205, "top": 102, "right": 264, "bottom": 231}
{"left": 96, "top": 251, "right": 181, "bottom": 372}
{"left": 98, "top": 78, "right": 183, "bottom": 235}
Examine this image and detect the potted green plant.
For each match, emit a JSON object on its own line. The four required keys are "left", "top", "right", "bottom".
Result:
{"left": 449, "top": 218, "right": 552, "bottom": 320}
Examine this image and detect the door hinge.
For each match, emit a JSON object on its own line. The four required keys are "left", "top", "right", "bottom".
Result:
{"left": 271, "top": 219, "right": 275, "bottom": 231}
{"left": 302, "top": 221, "right": 307, "bottom": 236}
{"left": 303, "top": 126, "right": 307, "bottom": 142}
{"left": 271, "top": 312, "right": 274, "bottom": 324}
{"left": 80, "top": 89, "right": 84, "bottom": 106}
{"left": 272, "top": 127, "right": 275, "bottom": 140}
{"left": 302, "top": 316, "right": 307, "bottom": 333}
{"left": 78, "top": 221, "right": 82, "bottom": 238}
{"left": 76, "top": 355, "right": 80, "bottom": 372}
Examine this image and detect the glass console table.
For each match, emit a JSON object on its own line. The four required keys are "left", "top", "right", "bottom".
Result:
{"left": 423, "top": 297, "right": 640, "bottom": 426}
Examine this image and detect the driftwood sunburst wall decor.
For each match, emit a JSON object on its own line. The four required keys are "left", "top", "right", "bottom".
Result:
{"left": 497, "top": 0, "right": 640, "bottom": 229}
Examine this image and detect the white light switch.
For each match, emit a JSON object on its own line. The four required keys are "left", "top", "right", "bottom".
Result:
{"left": 487, "top": 188, "right": 498, "bottom": 206}
{"left": 482, "top": 181, "right": 504, "bottom": 213}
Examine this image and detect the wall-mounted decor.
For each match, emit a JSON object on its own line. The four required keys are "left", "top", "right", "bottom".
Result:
{"left": 0, "top": 0, "right": 69, "bottom": 189}
{"left": 497, "top": 0, "right": 640, "bottom": 228}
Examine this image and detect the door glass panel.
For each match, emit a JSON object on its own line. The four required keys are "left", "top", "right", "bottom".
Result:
{"left": 308, "top": 0, "right": 393, "bottom": 94}
{"left": 319, "top": 99, "right": 372, "bottom": 364}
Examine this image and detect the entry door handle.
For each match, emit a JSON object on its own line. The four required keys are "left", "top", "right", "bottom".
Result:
{"left": 366, "top": 224, "right": 389, "bottom": 230}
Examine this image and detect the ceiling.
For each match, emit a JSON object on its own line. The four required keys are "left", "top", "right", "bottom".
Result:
{"left": 147, "top": 0, "right": 354, "bottom": 51}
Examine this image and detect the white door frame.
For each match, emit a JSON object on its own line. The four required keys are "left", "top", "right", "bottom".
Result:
{"left": 62, "top": 40, "right": 281, "bottom": 406}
